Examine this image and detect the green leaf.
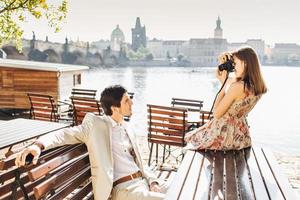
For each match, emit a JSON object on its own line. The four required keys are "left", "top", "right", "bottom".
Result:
{"left": 0, "top": 0, "right": 68, "bottom": 52}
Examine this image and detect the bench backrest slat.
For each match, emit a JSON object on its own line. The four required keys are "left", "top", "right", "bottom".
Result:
{"left": 71, "top": 88, "right": 97, "bottom": 99}
{"left": 28, "top": 144, "right": 87, "bottom": 181}
{"left": 27, "top": 93, "right": 58, "bottom": 122}
{"left": 47, "top": 166, "right": 91, "bottom": 200}
{"left": 71, "top": 97, "right": 102, "bottom": 125}
{"left": 69, "top": 180, "right": 93, "bottom": 200}
{"left": 171, "top": 97, "right": 203, "bottom": 112}
{"left": 0, "top": 146, "right": 73, "bottom": 199}
{"left": 0, "top": 144, "right": 93, "bottom": 200}
{"left": 147, "top": 104, "right": 188, "bottom": 147}
{"left": 33, "top": 154, "right": 89, "bottom": 199}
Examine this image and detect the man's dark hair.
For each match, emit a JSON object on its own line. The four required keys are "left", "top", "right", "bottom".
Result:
{"left": 100, "top": 85, "right": 127, "bottom": 115}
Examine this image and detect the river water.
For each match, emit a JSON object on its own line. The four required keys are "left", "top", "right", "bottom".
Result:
{"left": 81, "top": 66, "right": 300, "bottom": 155}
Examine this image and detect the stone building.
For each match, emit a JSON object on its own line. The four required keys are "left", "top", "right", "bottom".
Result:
{"left": 162, "top": 40, "right": 186, "bottom": 59}
{"left": 271, "top": 43, "right": 300, "bottom": 65}
{"left": 228, "top": 39, "right": 266, "bottom": 63}
{"left": 147, "top": 38, "right": 163, "bottom": 58}
{"left": 186, "top": 38, "right": 228, "bottom": 67}
{"left": 184, "top": 16, "right": 227, "bottom": 66}
{"left": 148, "top": 16, "right": 229, "bottom": 66}
{"left": 148, "top": 39, "right": 187, "bottom": 60}
{"left": 246, "top": 39, "right": 265, "bottom": 62}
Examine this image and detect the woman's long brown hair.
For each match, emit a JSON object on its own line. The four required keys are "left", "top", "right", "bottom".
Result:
{"left": 232, "top": 47, "right": 267, "bottom": 96}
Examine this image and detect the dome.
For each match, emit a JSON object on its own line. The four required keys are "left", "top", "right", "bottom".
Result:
{"left": 111, "top": 25, "right": 125, "bottom": 41}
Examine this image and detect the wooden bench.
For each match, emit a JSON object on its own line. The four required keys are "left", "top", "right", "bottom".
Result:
{"left": 171, "top": 98, "right": 203, "bottom": 112}
{"left": 71, "top": 88, "right": 97, "bottom": 99}
{"left": 165, "top": 147, "right": 297, "bottom": 200}
{"left": 70, "top": 97, "right": 102, "bottom": 125}
{"left": 198, "top": 110, "right": 213, "bottom": 127}
{"left": 0, "top": 144, "right": 93, "bottom": 200}
{"left": 27, "top": 93, "right": 59, "bottom": 122}
{"left": 147, "top": 104, "right": 188, "bottom": 166}
{"left": 171, "top": 98, "right": 210, "bottom": 129}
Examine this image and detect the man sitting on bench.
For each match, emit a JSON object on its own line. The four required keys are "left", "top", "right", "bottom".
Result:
{"left": 15, "top": 85, "right": 168, "bottom": 200}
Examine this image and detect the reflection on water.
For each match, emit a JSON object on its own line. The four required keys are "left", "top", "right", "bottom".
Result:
{"left": 81, "top": 66, "right": 300, "bottom": 155}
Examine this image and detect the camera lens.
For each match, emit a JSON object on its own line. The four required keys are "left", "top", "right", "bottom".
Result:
{"left": 218, "top": 60, "right": 234, "bottom": 72}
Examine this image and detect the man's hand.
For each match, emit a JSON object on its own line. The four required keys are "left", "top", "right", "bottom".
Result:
{"left": 150, "top": 182, "right": 162, "bottom": 193}
{"left": 15, "top": 144, "right": 42, "bottom": 167}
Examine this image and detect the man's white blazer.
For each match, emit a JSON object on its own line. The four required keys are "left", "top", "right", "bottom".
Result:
{"left": 38, "top": 113, "right": 157, "bottom": 200}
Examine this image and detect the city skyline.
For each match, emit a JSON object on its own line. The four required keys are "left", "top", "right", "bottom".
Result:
{"left": 20, "top": 0, "right": 300, "bottom": 46}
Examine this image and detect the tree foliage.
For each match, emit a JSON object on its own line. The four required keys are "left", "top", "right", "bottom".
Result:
{"left": 0, "top": 0, "right": 68, "bottom": 51}
{"left": 127, "top": 46, "right": 151, "bottom": 61}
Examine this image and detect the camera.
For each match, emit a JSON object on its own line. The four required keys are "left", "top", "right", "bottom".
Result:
{"left": 218, "top": 54, "right": 234, "bottom": 72}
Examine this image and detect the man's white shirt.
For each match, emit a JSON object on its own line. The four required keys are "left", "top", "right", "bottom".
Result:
{"left": 108, "top": 117, "right": 140, "bottom": 182}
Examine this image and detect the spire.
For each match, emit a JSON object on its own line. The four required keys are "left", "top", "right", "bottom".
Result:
{"left": 30, "top": 31, "right": 36, "bottom": 50}
{"left": 32, "top": 31, "right": 36, "bottom": 41}
{"left": 135, "top": 17, "right": 141, "bottom": 28}
{"left": 63, "top": 36, "right": 69, "bottom": 53}
{"left": 216, "top": 16, "right": 221, "bottom": 29}
{"left": 214, "top": 16, "right": 223, "bottom": 39}
{"left": 65, "top": 36, "right": 68, "bottom": 44}
{"left": 86, "top": 42, "right": 90, "bottom": 55}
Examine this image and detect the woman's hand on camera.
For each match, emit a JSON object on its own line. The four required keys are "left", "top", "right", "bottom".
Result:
{"left": 218, "top": 52, "right": 232, "bottom": 64}
{"left": 216, "top": 68, "right": 227, "bottom": 84}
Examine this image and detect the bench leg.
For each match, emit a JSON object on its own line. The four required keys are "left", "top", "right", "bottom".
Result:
{"left": 148, "top": 143, "right": 154, "bottom": 166}
{"left": 13, "top": 169, "right": 30, "bottom": 200}
{"left": 163, "top": 144, "right": 166, "bottom": 164}
{"left": 156, "top": 143, "right": 158, "bottom": 166}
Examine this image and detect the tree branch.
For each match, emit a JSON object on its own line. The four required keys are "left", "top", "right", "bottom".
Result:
{"left": 0, "top": 0, "right": 30, "bottom": 14}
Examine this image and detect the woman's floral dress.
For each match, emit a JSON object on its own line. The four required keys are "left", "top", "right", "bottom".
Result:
{"left": 185, "top": 94, "right": 261, "bottom": 150}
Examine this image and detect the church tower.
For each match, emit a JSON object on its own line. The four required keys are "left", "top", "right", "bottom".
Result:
{"left": 111, "top": 25, "right": 125, "bottom": 52}
{"left": 214, "top": 16, "right": 223, "bottom": 39}
{"left": 131, "top": 17, "right": 146, "bottom": 51}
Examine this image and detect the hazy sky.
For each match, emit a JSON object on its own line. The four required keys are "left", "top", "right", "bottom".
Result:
{"left": 21, "top": 0, "right": 300, "bottom": 46}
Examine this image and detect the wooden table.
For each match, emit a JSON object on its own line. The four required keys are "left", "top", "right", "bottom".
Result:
{"left": 165, "top": 147, "right": 297, "bottom": 200}
{"left": 0, "top": 118, "right": 69, "bottom": 149}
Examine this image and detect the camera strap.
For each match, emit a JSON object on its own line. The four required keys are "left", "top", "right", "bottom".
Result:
{"left": 208, "top": 74, "right": 229, "bottom": 120}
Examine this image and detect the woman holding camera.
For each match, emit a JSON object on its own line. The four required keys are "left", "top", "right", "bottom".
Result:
{"left": 185, "top": 47, "right": 267, "bottom": 150}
